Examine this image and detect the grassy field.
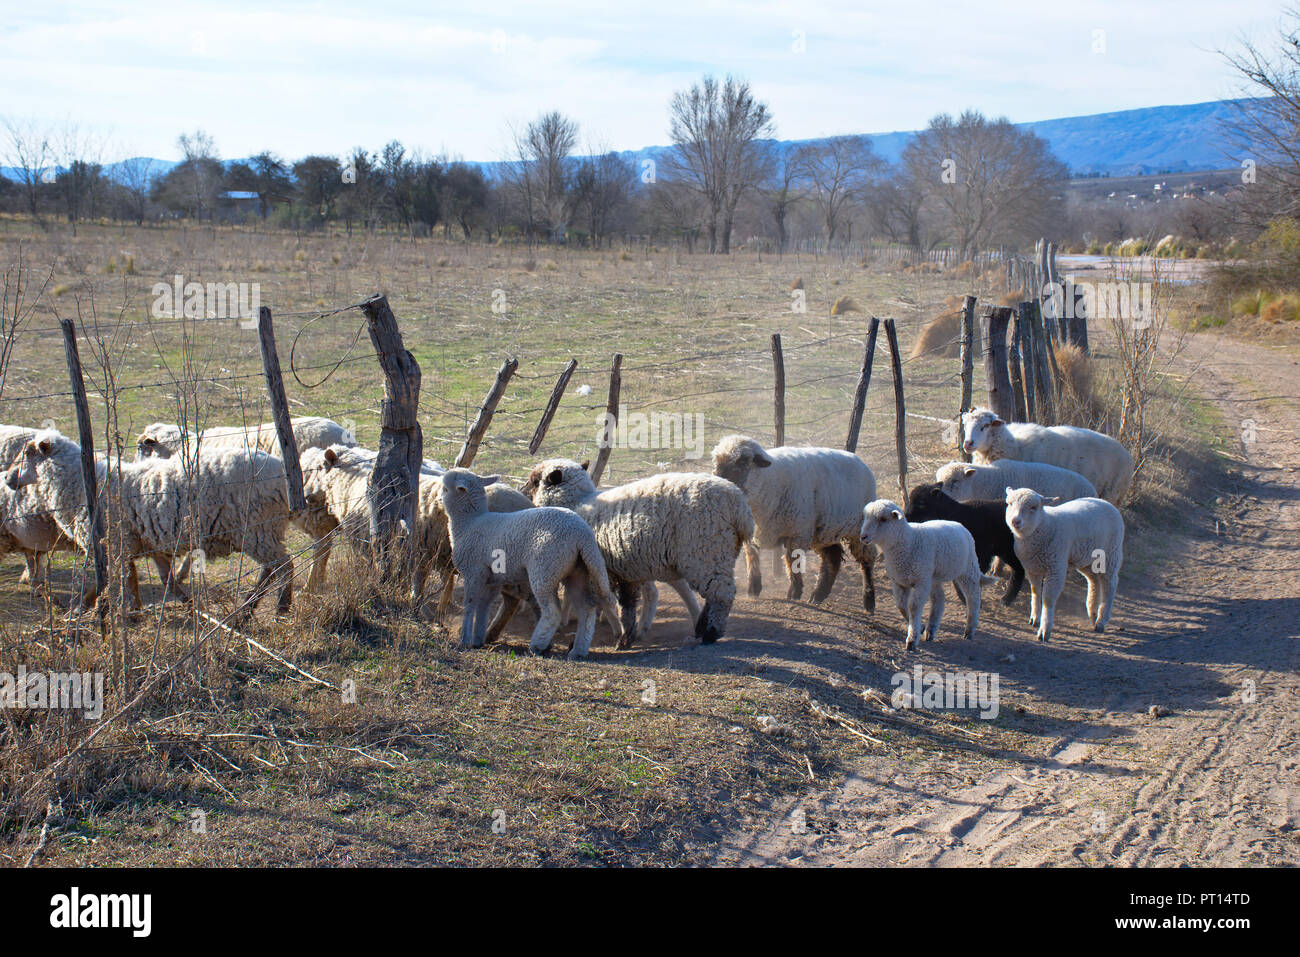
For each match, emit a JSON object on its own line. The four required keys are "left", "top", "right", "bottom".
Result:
{"left": 0, "top": 217, "right": 1214, "bottom": 865}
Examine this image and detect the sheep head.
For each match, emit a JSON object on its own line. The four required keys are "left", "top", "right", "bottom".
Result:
{"left": 710, "top": 434, "right": 773, "bottom": 489}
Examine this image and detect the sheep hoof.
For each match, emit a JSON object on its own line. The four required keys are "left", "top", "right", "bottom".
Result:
{"left": 616, "top": 636, "right": 635, "bottom": 651}
{"left": 863, "top": 593, "right": 875, "bottom": 613}
{"left": 747, "top": 579, "right": 762, "bottom": 598}
{"left": 697, "top": 622, "right": 722, "bottom": 644}
{"left": 565, "top": 649, "right": 587, "bottom": 661}
{"left": 528, "top": 645, "right": 551, "bottom": 658}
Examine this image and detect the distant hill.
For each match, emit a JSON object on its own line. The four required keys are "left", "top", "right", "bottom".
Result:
{"left": 1, "top": 98, "right": 1266, "bottom": 186}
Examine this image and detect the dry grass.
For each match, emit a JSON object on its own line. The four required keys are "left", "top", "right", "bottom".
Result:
{"left": 910, "top": 295, "right": 966, "bottom": 359}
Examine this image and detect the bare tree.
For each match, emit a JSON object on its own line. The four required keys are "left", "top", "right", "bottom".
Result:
{"left": 572, "top": 147, "right": 636, "bottom": 246}
{"left": 175, "top": 129, "right": 221, "bottom": 221}
{"left": 1220, "top": 8, "right": 1300, "bottom": 229}
{"left": 758, "top": 143, "right": 806, "bottom": 252}
{"left": 504, "top": 111, "right": 579, "bottom": 241}
{"left": 665, "top": 75, "right": 774, "bottom": 253}
{"left": 799, "top": 135, "right": 884, "bottom": 245}
{"left": 902, "top": 111, "right": 1068, "bottom": 259}
{"left": 2, "top": 116, "right": 52, "bottom": 223}
{"left": 117, "top": 156, "right": 155, "bottom": 225}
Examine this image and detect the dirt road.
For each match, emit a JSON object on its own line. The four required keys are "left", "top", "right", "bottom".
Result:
{"left": 694, "top": 331, "right": 1299, "bottom": 866}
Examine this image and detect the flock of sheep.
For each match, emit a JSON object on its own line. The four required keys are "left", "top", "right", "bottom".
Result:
{"left": 0, "top": 403, "right": 1134, "bottom": 658}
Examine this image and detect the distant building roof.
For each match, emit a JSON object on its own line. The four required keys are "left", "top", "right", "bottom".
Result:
{"left": 222, "top": 190, "right": 259, "bottom": 201}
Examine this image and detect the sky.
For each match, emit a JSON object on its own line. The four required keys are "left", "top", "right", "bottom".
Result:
{"left": 0, "top": 0, "right": 1287, "bottom": 164}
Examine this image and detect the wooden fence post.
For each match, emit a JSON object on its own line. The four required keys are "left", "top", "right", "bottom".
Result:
{"left": 455, "top": 357, "right": 519, "bottom": 468}
{"left": 771, "top": 333, "right": 786, "bottom": 447}
{"left": 256, "top": 307, "right": 307, "bottom": 514}
{"left": 60, "top": 319, "right": 108, "bottom": 629}
{"left": 1028, "top": 300, "right": 1057, "bottom": 423}
{"left": 979, "top": 305, "right": 1016, "bottom": 423}
{"left": 1017, "top": 301, "right": 1038, "bottom": 422}
{"left": 883, "top": 318, "right": 908, "bottom": 506}
{"left": 957, "top": 295, "right": 976, "bottom": 461}
{"left": 1007, "top": 308, "right": 1028, "bottom": 423}
{"left": 845, "top": 318, "right": 880, "bottom": 453}
{"left": 527, "top": 358, "right": 578, "bottom": 456}
{"left": 589, "top": 353, "right": 622, "bottom": 485}
{"left": 360, "top": 294, "right": 423, "bottom": 577}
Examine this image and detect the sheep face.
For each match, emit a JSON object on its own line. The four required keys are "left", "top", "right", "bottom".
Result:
{"left": 710, "top": 434, "right": 773, "bottom": 489}
{"left": 961, "top": 409, "right": 1002, "bottom": 456}
{"left": 1004, "top": 487, "right": 1044, "bottom": 537}
{"left": 525, "top": 458, "right": 594, "bottom": 508}
{"left": 936, "top": 462, "right": 980, "bottom": 499}
{"left": 5, "top": 434, "right": 58, "bottom": 491}
{"left": 860, "top": 499, "right": 906, "bottom": 548}
{"left": 135, "top": 424, "right": 182, "bottom": 461}
{"left": 438, "top": 468, "right": 500, "bottom": 521}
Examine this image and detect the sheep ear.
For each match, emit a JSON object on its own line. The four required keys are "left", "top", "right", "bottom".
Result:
{"left": 753, "top": 451, "right": 773, "bottom": 468}
{"left": 323, "top": 448, "right": 338, "bottom": 469}
{"left": 990, "top": 419, "right": 1004, "bottom": 428}
{"left": 545, "top": 468, "right": 564, "bottom": 487}
{"left": 481, "top": 474, "right": 501, "bottom": 486}
{"left": 579, "top": 459, "right": 590, "bottom": 471}
{"left": 890, "top": 509, "right": 902, "bottom": 521}
{"left": 963, "top": 467, "right": 976, "bottom": 477}
{"left": 36, "top": 438, "right": 52, "bottom": 455}
{"left": 1005, "top": 486, "right": 1015, "bottom": 499}
{"left": 1045, "top": 496, "right": 1061, "bottom": 506}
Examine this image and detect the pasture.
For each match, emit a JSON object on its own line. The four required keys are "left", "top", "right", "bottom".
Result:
{"left": 0, "top": 218, "right": 1294, "bottom": 867}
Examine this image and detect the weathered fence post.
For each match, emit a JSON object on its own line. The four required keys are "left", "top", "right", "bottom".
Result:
{"left": 957, "top": 295, "right": 976, "bottom": 460}
{"left": 360, "top": 294, "right": 423, "bottom": 578}
{"left": 883, "top": 318, "right": 908, "bottom": 506}
{"left": 589, "top": 353, "right": 622, "bottom": 485}
{"left": 256, "top": 307, "right": 307, "bottom": 514}
{"left": 528, "top": 358, "right": 578, "bottom": 456}
{"left": 771, "top": 332, "right": 786, "bottom": 447}
{"left": 979, "top": 305, "right": 1016, "bottom": 423}
{"left": 845, "top": 318, "right": 880, "bottom": 453}
{"left": 60, "top": 319, "right": 108, "bottom": 630}
{"left": 1028, "top": 300, "right": 1057, "bottom": 423}
{"left": 455, "top": 357, "right": 519, "bottom": 468}
{"left": 1007, "top": 309, "right": 1028, "bottom": 423}
{"left": 1017, "top": 301, "right": 1038, "bottom": 422}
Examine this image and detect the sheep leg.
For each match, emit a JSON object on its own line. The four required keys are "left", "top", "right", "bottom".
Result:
{"left": 471, "top": 588, "right": 497, "bottom": 648}
{"left": 528, "top": 593, "right": 564, "bottom": 656}
{"left": 904, "top": 584, "right": 926, "bottom": 650}
{"left": 484, "top": 591, "right": 523, "bottom": 643}
{"left": 1083, "top": 569, "right": 1102, "bottom": 626}
{"left": 1003, "top": 553, "right": 1026, "bottom": 605}
{"left": 695, "top": 576, "right": 735, "bottom": 644}
{"left": 306, "top": 536, "right": 333, "bottom": 592}
{"left": 669, "top": 579, "right": 702, "bottom": 623}
{"left": 636, "top": 581, "right": 659, "bottom": 643}
{"left": 152, "top": 555, "right": 191, "bottom": 602}
{"left": 233, "top": 567, "right": 274, "bottom": 623}
{"left": 926, "top": 583, "right": 946, "bottom": 642}
{"left": 956, "top": 574, "right": 980, "bottom": 639}
{"left": 1095, "top": 567, "right": 1119, "bottom": 633}
{"left": 1027, "top": 576, "right": 1042, "bottom": 628}
{"left": 1038, "top": 571, "right": 1065, "bottom": 642}
{"left": 458, "top": 581, "right": 482, "bottom": 648}
{"left": 810, "top": 543, "right": 843, "bottom": 604}
{"left": 783, "top": 544, "right": 804, "bottom": 601}
{"left": 744, "top": 542, "right": 762, "bottom": 597}
{"left": 891, "top": 583, "right": 908, "bottom": 622}
{"left": 435, "top": 572, "right": 458, "bottom": 620}
{"left": 567, "top": 583, "right": 599, "bottom": 661}
{"left": 846, "top": 537, "right": 876, "bottom": 613}
{"left": 615, "top": 581, "right": 640, "bottom": 650}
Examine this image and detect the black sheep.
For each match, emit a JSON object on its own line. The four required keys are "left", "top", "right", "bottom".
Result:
{"left": 905, "top": 482, "right": 1024, "bottom": 604}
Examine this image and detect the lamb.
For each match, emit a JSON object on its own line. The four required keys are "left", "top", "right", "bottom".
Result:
{"left": 526, "top": 458, "right": 753, "bottom": 646}
{"left": 935, "top": 459, "right": 1097, "bottom": 504}
{"left": 136, "top": 415, "right": 362, "bottom": 462}
{"left": 1003, "top": 487, "right": 1124, "bottom": 643}
{"left": 961, "top": 408, "right": 1133, "bottom": 503}
{"left": 0, "top": 425, "right": 75, "bottom": 587}
{"left": 905, "top": 482, "right": 1025, "bottom": 604}
{"left": 440, "top": 467, "right": 618, "bottom": 660}
{"left": 860, "top": 500, "right": 984, "bottom": 650}
{"left": 711, "top": 435, "right": 877, "bottom": 612}
{"left": 6, "top": 430, "right": 293, "bottom": 618}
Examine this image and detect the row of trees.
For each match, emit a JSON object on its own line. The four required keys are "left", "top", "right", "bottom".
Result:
{"left": 0, "top": 76, "right": 1094, "bottom": 255}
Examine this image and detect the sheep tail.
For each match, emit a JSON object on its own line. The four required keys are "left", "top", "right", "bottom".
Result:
{"left": 577, "top": 538, "right": 616, "bottom": 607}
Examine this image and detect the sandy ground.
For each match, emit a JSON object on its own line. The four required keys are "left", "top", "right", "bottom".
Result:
{"left": 682, "top": 330, "right": 1300, "bottom": 866}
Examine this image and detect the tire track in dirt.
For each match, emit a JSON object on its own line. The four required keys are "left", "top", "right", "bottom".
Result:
{"left": 715, "top": 331, "right": 1300, "bottom": 867}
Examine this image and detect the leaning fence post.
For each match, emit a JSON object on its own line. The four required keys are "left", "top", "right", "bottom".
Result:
{"left": 528, "top": 358, "right": 578, "bottom": 456}
{"left": 360, "top": 294, "right": 423, "bottom": 578}
{"left": 845, "top": 318, "right": 880, "bottom": 453}
{"left": 957, "top": 295, "right": 976, "bottom": 461}
{"left": 1028, "top": 300, "right": 1057, "bottom": 423}
{"left": 1017, "top": 301, "right": 1038, "bottom": 422}
{"left": 60, "top": 318, "right": 108, "bottom": 630}
{"left": 771, "top": 332, "right": 786, "bottom": 447}
{"left": 456, "top": 357, "right": 519, "bottom": 468}
{"left": 589, "top": 353, "right": 622, "bottom": 485}
{"left": 980, "top": 305, "right": 1016, "bottom": 423}
{"left": 883, "top": 318, "right": 908, "bottom": 507}
{"left": 1007, "top": 308, "right": 1028, "bottom": 423}
{"left": 256, "top": 307, "right": 307, "bottom": 514}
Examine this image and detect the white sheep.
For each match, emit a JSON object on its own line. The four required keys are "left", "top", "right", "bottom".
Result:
{"left": 6, "top": 430, "right": 293, "bottom": 618}
{"left": 935, "top": 459, "right": 1097, "bottom": 504}
{"left": 711, "top": 435, "right": 877, "bottom": 612}
{"left": 961, "top": 408, "right": 1134, "bottom": 503}
{"left": 1004, "top": 487, "right": 1124, "bottom": 643}
{"left": 136, "top": 415, "right": 360, "bottom": 462}
{"left": 441, "top": 467, "right": 618, "bottom": 659}
{"left": 0, "top": 425, "right": 75, "bottom": 587}
{"left": 860, "top": 499, "right": 984, "bottom": 650}
{"left": 526, "top": 458, "right": 753, "bottom": 646}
